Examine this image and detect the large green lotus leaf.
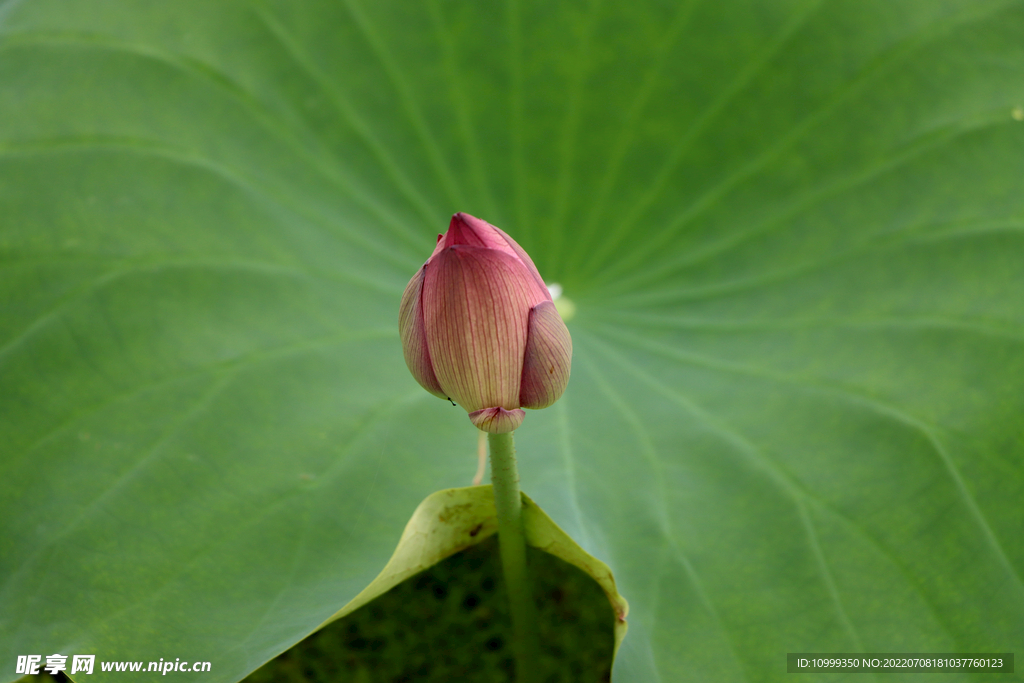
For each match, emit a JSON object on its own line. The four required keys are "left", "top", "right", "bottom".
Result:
{"left": 2, "top": 0, "right": 1023, "bottom": 681}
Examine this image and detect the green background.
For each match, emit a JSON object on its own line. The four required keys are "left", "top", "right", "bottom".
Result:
{"left": 2, "top": 0, "right": 1022, "bottom": 681}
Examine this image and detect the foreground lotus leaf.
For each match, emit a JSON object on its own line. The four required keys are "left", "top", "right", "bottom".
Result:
{"left": 322, "top": 485, "right": 628, "bottom": 656}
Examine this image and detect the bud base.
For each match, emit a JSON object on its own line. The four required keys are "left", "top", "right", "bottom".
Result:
{"left": 469, "top": 407, "right": 525, "bottom": 433}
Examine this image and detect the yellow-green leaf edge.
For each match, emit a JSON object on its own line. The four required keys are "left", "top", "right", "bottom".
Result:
{"left": 321, "top": 485, "right": 629, "bottom": 658}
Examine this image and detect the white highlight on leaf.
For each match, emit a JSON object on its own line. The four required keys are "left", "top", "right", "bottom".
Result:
{"left": 547, "top": 283, "right": 576, "bottom": 321}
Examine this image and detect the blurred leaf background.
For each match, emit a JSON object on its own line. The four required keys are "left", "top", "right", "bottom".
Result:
{"left": 2, "top": 0, "right": 1023, "bottom": 681}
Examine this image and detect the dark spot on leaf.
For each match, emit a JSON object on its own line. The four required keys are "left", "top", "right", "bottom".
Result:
{"left": 432, "top": 583, "right": 448, "bottom": 600}
{"left": 469, "top": 523, "right": 483, "bottom": 537}
{"left": 485, "top": 636, "right": 504, "bottom": 651}
{"left": 462, "top": 593, "right": 479, "bottom": 611}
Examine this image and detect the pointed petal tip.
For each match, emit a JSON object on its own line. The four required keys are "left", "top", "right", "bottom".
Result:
{"left": 446, "top": 212, "right": 478, "bottom": 246}
{"left": 451, "top": 211, "right": 481, "bottom": 227}
{"left": 468, "top": 407, "right": 525, "bottom": 434}
{"left": 444, "top": 212, "right": 522, "bottom": 258}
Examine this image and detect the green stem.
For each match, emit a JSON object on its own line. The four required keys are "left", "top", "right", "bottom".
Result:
{"left": 488, "top": 431, "right": 540, "bottom": 682}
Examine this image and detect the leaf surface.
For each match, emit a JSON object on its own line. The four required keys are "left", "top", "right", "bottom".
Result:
{"left": 1, "top": 1, "right": 1023, "bottom": 681}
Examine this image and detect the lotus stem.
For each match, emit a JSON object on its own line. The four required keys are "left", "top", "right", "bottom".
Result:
{"left": 488, "top": 431, "right": 540, "bottom": 682}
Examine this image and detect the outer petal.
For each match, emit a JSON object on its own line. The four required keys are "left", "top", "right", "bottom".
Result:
{"left": 469, "top": 407, "right": 525, "bottom": 434}
{"left": 398, "top": 267, "right": 446, "bottom": 399}
{"left": 490, "top": 224, "right": 549, "bottom": 298}
{"left": 422, "top": 245, "right": 540, "bottom": 412}
{"left": 519, "top": 300, "right": 572, "bottom": 410}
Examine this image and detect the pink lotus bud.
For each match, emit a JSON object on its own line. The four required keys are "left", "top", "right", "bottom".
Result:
{"left": 399, "top": 213, "right": 572, "bottom": 433}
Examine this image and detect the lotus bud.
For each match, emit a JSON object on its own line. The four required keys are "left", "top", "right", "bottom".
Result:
{"left": 399, "top": 213, "right": 572, "bottom": 433}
